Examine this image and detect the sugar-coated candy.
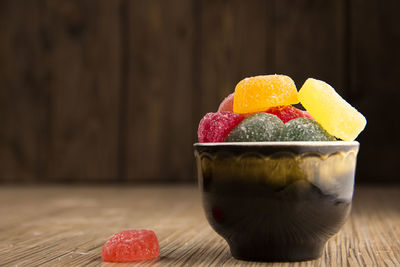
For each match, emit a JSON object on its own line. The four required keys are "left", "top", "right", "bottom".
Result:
{"left": 198, "top": 112, "right": 244, "bottom": 142}
{"left": 233, "top": 75, "right": 299, "bottom": 114}
{"left": 280, "top": 118, "right": 336, "bottom": 141}
{"left": 218, "top": 93, "right": 252, "bottom": 117}
{"left": 265, "top": 105, "right": 310, "bottom": 123}
{"left": 218, "top": 93, "right": 234, "bottom": 112}
{"left": 298, "top": 78, "right": 366, "bottom": 141}
{"left": 226, "top": 113, "right": 284, "bottom": 142}
{"left": 101, "top": 230, "right": 160, "bottom": 262}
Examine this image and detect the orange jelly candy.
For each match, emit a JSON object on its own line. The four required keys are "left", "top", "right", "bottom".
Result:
{"left": 233, "top": 75, "right": 299, "bottom": 114}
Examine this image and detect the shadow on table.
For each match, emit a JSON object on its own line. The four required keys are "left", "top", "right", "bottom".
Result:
{"left": 100, "top": 257, "right": 162, "bottom": 267}
{"left": 99, "top": 250, "right": 233, "bottom": 266}
{"left": 160, "top": 248, "right": 233, "bottom": 266}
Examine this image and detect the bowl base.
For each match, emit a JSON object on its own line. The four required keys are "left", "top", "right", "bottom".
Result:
{"left": 229, "top": 242, "right": 324, "bottom": 262}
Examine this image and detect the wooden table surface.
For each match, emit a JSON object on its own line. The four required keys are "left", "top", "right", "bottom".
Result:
{"left": 0, "top": 185, "right": 399, "bottom": 267}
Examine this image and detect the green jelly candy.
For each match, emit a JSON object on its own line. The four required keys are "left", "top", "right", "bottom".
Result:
{"left": 280, "top": 117, "right": 336, "bottom": 141}
{"left": 225, "top": 113, "right": 284, "bottom": 142}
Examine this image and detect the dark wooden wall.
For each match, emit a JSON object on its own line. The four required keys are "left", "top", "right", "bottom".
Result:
{"left": 0, "top": 0, "right": 399, "bottom": 183}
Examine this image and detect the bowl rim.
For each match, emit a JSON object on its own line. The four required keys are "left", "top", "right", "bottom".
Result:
{"left": 194, "top": 141, "right": 359, "bottom": 147}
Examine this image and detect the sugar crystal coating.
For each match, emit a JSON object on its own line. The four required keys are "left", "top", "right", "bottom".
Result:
{"left": 280, "top": 117, "right": 336, "bottom": 141}
{"left": 198, "top": 112, "right": 244, "bottom": 142}
{"left": 233, "top": 75, "right": 299, "bottom": 114}
{"left": 218, "top": 93, "right": 234, "bottom": 112}
{"left": 265, "top": 105, "right": 310, "bottom": 123}
{"left": 225, "top": 113, "right": 284, "bottom": 142}
{"left": 101, "top": 230, "right": 160, "bottom": 262}
{"left": 298, "top": 78, "right": 366, "bottom": 141}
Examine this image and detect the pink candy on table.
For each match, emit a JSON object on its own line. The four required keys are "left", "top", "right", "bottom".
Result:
{"left": 101, "top": 229, "right": 160, "bottom": 262}
{"left": 198, "top": 112, "right": 244, "bottom": 142}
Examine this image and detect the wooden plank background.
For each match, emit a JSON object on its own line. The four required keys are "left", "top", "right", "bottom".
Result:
{"left": 0, "top": 0, "right": 399, "bottom": 183}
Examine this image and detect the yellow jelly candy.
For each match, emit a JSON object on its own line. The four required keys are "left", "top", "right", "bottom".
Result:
{"left": 233, "top": 75, "right": 299, "bottom": 114}
{"left": 298, "top": 78, "right": 366, "bottom": 141}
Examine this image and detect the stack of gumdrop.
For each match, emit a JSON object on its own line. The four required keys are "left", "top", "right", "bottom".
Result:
{"left": 198, "top": 74, "right": 366, "bottom": 142}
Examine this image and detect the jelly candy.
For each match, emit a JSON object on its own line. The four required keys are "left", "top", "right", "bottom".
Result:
{"left": 265, "top": 105, "right": 310, "bottom": 123}
{"left": 218, "top": 93, "right": 234, "bottom": 112}
{"left": 302, "top": 110, "right": 314, "bottom": 120}
{"left": 198, "top": 112, "right": 244, "bottom": 142}
{"left": 298, "top": 78, "right": 366, "bottom": 141}
{"left": 225, "top": 113, "right": 284, "bottom": 142}
{"left": 101, "top": 230, "right": 160, "bottom": 262}
{"left": 218, "top": 93, "right": 252, "bottom": 117}
{"left": 281, "top": 118, "right": 336, "bottom": 141}
{"left": 280, "top": 118, "right": 336, "bottom": 141}
{"left": 233, "top": 75, "right": 299, "bottom": 114}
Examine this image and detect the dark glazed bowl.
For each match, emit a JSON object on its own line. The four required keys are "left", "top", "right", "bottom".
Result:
{"left": 194, "top": 141, "right": 359, "bottom": 262}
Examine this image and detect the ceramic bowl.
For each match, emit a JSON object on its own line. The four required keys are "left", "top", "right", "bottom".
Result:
{"left": 194, "top": 141, "right": 359, "bottom": 262}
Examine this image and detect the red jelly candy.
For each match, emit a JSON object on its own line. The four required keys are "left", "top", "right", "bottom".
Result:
{"left": 218, "top": 93, "right": 234, "bottom": 112}
{"left": 101, "top": 230, "right": 160, "bottom": 262}
{"left": 265, "top": 105, "right": 310, "bottom": 123}
{"left": 198, "top": 112, "right": 244, "bottom": 142}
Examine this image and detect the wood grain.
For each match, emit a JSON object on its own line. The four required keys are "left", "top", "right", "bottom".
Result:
{"left": 0, "top": 0, "right": 121, "bottom": 182}
{"left": 275, "top": 0, "right": 346, "bottom": 95}
{"left": 349, "top": 0, "right": 400, "bottom": 183}
{"left": 0, "top": 185, "right": 398, "bottom": 266}
{"left": 124, "top": 0, "right": 194, "bottom": 182}
{"left": 0, "top": 1, "right": 45, "bottom": 182}
{"left": 42, "top": 0, "right": 121, "bottom": 182}
{"left": 198, "top": 0, "right": 274, "bottom": 117}
{"left": 0, "top": 0, "right": 399, "bottom": 184}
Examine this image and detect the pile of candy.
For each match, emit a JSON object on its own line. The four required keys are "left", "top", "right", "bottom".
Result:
{"left": 198, "top": 75, "right": 366, "bottom": 142}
